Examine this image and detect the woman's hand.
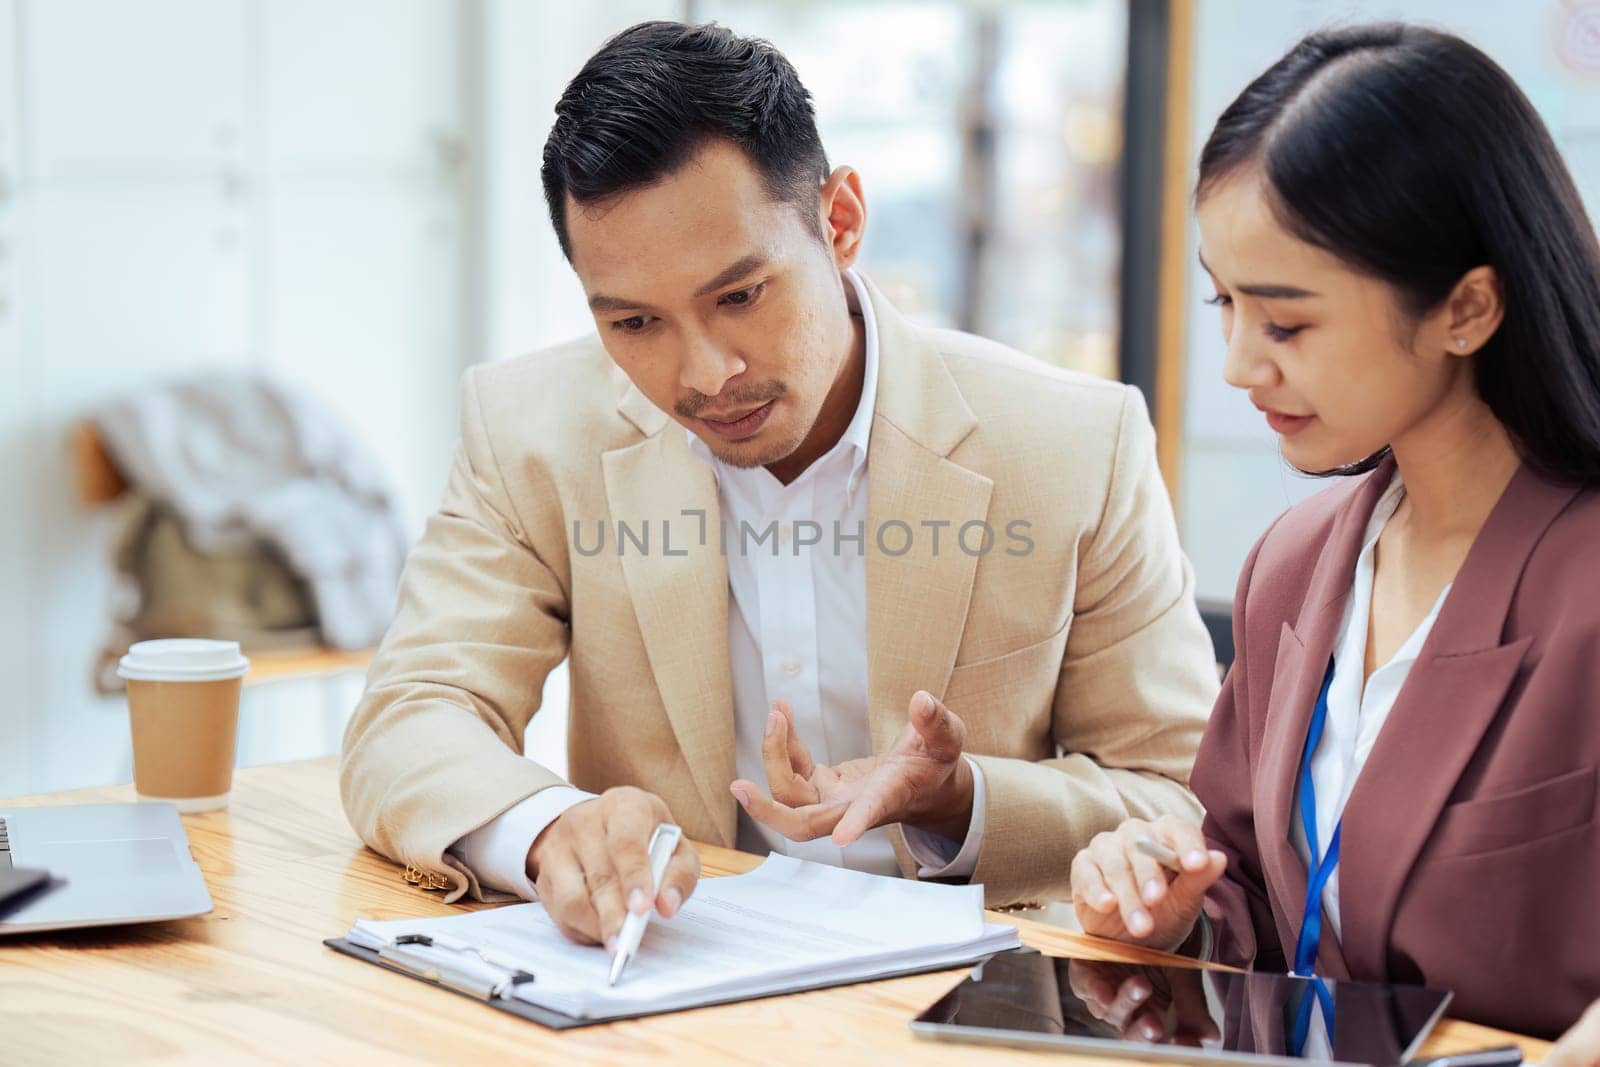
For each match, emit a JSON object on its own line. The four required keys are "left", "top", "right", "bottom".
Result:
{"left": 1070, "top": 814, "right": 1227, "bottom": 952}
{"left": 1546, "top": 1000, "right": 1600, "bottom": 1067}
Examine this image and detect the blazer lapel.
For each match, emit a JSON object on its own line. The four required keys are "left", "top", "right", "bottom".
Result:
{"left": 864, "top": 424, "right": 993, "bottom": 753}
{"left": 860, "top": 278, "right": 992, "bottom": 757}
{"left": 602, "top": 388, "right": 737, "bottom": 844}
{"left": 1253, "top": 459, "right": 1397, "bottom": 980}
{"left": 1336, "top": 464, "right": 1579, "bottom": 979}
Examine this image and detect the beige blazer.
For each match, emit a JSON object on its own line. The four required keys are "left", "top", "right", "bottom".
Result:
{"left": 340, "top": 276, "right": 1219, "bottom": 906}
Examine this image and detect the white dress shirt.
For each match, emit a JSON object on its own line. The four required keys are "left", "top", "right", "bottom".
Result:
{"left": 1290, "top": 471, "right": 1450, "bottom": 943}
{"left": 451, "top": 269, "right": 986, "bottom": 898}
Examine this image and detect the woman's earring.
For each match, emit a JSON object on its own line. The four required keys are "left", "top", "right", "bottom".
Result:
{"left": 1455, "top": 337, "right": 1468, "bottom": 350}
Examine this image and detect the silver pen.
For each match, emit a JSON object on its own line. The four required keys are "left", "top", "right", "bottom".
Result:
{"left": 606, "top": 823, "right": 682, "bottom": 986}
{"left": 1136, "top": 835, "right": 1185, "bottom": 873}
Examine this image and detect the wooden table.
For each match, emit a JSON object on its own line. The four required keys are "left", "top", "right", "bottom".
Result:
{"left": 0, "top": 759, "right": 1549, "bottom": 1066}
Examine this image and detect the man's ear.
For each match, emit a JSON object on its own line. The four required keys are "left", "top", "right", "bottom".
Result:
{"left": 817, "top": 166, "right": 866, "bottom": 270}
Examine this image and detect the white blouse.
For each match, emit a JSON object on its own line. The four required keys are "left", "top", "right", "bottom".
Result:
{"left": 1290, "top": 472, "right": 1451, "bottom": 943}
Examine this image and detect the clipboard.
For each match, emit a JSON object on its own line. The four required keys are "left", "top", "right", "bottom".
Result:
{"left": 324, "top": 854, "right": 1021, "bottom": 1029}
{"left": 324, "top": 936, "right": 596, "bottom": 1031}
{"left": 324, "top": 933, "right": 1008, "bottom": 1030}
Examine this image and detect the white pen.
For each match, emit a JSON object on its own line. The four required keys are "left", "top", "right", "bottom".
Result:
{"left": 1135, "top": 835, "right": 1185, "bottom": 873}
{"left": 607, "top": 823, "right": 682, "bottom": 986}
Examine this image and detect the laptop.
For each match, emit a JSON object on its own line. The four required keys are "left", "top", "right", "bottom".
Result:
{"left": 0, "top": 802, "right": 213, "bottom": 934}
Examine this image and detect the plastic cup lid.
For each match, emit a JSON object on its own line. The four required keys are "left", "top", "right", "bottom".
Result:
{"left": 117, "top": 639, "right": 251, "bottom": 682}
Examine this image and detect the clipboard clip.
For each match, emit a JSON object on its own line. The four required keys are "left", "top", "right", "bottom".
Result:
{"left": 378, "top": 932, "right": 536, "bottom": 1002}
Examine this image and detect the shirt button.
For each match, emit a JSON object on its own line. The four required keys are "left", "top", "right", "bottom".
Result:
{"left": 779, "top": 526, "right": 792, "bottom": 546}
{"left": 782, "top": 659, "right": 802, "bottom": 676}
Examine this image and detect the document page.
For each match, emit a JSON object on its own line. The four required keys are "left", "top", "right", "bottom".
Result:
{"left": 350, "top": 854, "right": 1019, "bottom": 1020}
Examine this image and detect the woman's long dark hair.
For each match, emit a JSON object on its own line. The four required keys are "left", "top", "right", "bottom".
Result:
{"left": 1197, "top": 22, "right": 1600, "bottom": 484}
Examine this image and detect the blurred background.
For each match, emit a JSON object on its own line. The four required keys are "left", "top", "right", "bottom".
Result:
{"left": 2, "top": 0, "right": 1599, "bottom": 796}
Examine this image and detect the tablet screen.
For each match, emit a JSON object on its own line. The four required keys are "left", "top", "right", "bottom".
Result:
{"left": 912, "top": 948, "right": 1452, "bottom": 1067}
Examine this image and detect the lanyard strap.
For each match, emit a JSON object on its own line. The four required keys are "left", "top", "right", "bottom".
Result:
{"left": 1290, "top": 975, "right": 1337, "bottom": 1057}
{"left": 1293, "top": 660, "right": 1341, "bottom": 978}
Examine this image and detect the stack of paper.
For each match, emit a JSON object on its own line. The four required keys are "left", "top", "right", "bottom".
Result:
{"left": 344, "top": 854, "right": 1020, "bottom": 1022}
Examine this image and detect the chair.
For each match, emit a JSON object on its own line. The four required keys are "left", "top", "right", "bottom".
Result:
{"left": 70, "top": 421, "right": 375, "bottom": 686}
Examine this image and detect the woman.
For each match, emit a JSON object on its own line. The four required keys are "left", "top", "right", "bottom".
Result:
{"left": 1069, "top": 22, "right": 1600, "bottom": 1058}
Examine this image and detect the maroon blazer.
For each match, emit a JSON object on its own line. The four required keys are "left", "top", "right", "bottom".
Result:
{"left": 1192, "top": 455, "right": 1599, "bottom": 1039}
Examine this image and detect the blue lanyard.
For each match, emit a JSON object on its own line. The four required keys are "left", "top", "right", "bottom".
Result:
{"left": 1293, "top": 660, "right": 1341, "bottom": 979}
{"left": 1290, "top": 976, "right": 1337, "bottom": 1058}
{"left": 1289, "top": 660, "right": 1341, "bottom": 1055}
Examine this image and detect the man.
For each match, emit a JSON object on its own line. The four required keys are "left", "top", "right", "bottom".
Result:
{"left": 340, "top": 20, "right": 1219, "bottom": 954}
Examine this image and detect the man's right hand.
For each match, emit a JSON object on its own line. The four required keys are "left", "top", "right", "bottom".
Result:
{"left": 525, "top": 786, "right": 701, "bottom": 951}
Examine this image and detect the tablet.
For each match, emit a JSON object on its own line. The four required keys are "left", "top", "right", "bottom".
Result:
{"left": 910, "top": 948, "right": 1452, "bottom": 1067}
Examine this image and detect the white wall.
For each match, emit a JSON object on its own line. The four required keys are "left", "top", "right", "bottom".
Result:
{"left": 0, "top": 0, "right": 25, "bottom": 794}
{"left": 2, "top": 0, "right": 470, "bottom": 795}
{"left": 1178, "top": 0, "right": 1600, "bottom": 603}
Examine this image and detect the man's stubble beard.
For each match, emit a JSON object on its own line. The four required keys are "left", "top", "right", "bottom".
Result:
{"left": 700, "top": 415, "right": 809, "bottom": 470}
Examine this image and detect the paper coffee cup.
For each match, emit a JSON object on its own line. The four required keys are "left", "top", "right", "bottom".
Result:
{"left": 118, "top": 639, "right": 250, "bottom": 813}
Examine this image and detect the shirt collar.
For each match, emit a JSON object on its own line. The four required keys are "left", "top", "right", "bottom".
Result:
{"left": 1340, "top": 468, "right": 1449, "bottom": 677}
{"left": 686, "top": 267, "right": 879, "bottom": 486}
{"left": 1359, "top": 470, "right": 1408, "bottom": 555}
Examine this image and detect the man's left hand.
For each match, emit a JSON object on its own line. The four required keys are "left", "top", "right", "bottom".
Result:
{"left": 730, "top": 690, "right": 974, "bottom": 846}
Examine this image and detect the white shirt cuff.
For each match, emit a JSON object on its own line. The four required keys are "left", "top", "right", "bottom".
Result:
{"left": 902, "top": 755, "right": 987, "bottom": 879}
{"left": 447, "top": 785, "right": 595, "bottom": 899}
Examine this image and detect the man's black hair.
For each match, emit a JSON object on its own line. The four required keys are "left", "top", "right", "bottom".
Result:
{"left": 541, "top": 20, "right": 831, "bottom": 261}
